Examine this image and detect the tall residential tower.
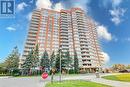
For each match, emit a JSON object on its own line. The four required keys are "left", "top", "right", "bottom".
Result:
{"left": 20, "top": 8, "right": 104, "bottom": 72}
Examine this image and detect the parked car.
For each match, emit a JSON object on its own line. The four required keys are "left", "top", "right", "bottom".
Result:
{"left": 119, "top": 70, "right": 129, "bottom": 73}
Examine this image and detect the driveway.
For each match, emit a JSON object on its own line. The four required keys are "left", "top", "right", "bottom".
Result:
{"left": 0, "top": 73, "right": 130, "bottom": 87}
{"left": 0, "top": 76, "right": 44, "bottom": 87}
{"left": 0, "top": 74, "right": 91, "bottom": 87}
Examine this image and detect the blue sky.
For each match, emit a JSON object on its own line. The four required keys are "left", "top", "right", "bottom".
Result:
{"left": 0, "top": 0, "right": 130, "bottom": 66}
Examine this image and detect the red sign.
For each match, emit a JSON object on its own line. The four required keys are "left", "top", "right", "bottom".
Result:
{"left": 42, "top": 72, "right": 48, "bottom": 79}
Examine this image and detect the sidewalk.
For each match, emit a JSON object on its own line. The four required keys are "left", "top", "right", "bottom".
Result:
{"left": 0, "top": 76, "right": 12, "bottom": 79}
{"left": 90, "top": 78, "right": 130, "bottom": 87}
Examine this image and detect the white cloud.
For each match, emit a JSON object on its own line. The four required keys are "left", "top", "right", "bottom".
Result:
{"left": 97, "top": 25, "right": 112, "bottom": 41}
{"left": 35, "top": 0, "right": 90, "bottom": 11}
{"left": 53, "top": 3, "right": 64, "bottom": 11}
{"left": 109, "top": 0, "right": 126, "bottom": 25}
{"left": 70, "top": 0, "right": 90, "bottom": 11}
{"left": 26, "top": 12, "right": 32, "bottom": 21}
{"left": 111, "top": 0, "right": 122, "bottom": 7}
{"left": 17, "top": 2, "right": 28, "bottom": 11}
{"left": 109, "top": 8, "right": 126, "bottom": 25}
{"left": 102, "top": 52, "right": 110, "bottom": 64}
{"left": 36, "top": 0, "right": 52, "bottom": 9}
{"left": 6, "top": 27, "right": 16, "bottom": 31}
{"left": 101, "top": 0, "right": 122, "bottom": 8}
{"left": 99, "top": 0, "right": 126, "bottom": 25}
{"left": 111, "top": 16, "right": 121, "bottom": 25}
{"left": 109, "top": 8, "right": 125, "bottom": 17}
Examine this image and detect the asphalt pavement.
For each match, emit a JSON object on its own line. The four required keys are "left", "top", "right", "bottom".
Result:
{"left": 0, "top": 73, "right": 130, "bottom": 87}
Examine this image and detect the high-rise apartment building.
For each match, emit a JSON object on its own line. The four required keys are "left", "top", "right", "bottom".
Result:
{"left": 19, "top": 8, "right": 104, "bottom": 72}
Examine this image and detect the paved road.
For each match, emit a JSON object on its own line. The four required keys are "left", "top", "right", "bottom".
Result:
{"left": 0, "top": 73, "right": 130, "bottom": 87}
{"left": 0, "top": 76, "right": 44, "bottom": 87}
{"left": 0, "top": 74, "right": 96, "bottom": 87}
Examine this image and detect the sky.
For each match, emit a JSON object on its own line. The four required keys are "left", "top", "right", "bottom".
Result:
{"left": 0, "top": 0, "right": 130, "bottom": 67}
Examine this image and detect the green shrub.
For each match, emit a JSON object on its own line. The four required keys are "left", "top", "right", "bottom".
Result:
{"left": 69, "top": 69, "right": 75, "bottom": 74}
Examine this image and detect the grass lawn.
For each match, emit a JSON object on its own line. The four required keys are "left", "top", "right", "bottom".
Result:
{"left": 45, "top": 80, "right": 111, "bottom": 87}
{"left": 102, "top": 73, "right": 130, "bottom": 82}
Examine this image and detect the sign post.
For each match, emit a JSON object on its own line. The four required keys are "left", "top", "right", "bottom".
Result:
{"left": 51, "top": 68, "right": 55, "bottom": 83}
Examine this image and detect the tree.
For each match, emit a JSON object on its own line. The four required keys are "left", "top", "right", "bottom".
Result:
{"left": 50, "top": 51, "right": 56, "bottom": 83}
{"left": 126, "top": 65, "right": 130, "bottom": 69}
{"left": 40, "top": 50, "right": 50, "bottom": 72}
{"left": 22, "top": 45, "right": 39, "bottom": 69}
{"left": 61, "top": 52, "right": 67, "bottom": 69}
{"left": 74, "top": 51, "right": 79, "bottom": 74}
{"left": 0, "top": 62, "right": 7, "bottom": 74}
{"left": 112, "top": 64, "right": 126, "bottom": 71}
{"left": 55, "top": 49, "right": 61, "bottom": 72}
{"left": 22, "top": 50, "right": 34, "bottom": 69}
{"left": 65, "top": 51, "right": 72, "bottom": 68}
{"left": 4, "top": 46, "right": 20, "bottom": 70}
{"left": 55, "top": 49, "right": 66, "bottom": 72}
{"left": 0, "top": 63, "right": 4, "bottom": 67}
{"left": 55, "top": 49, "right": 72, "bottom": 73}
{"left": 33, "top": 44, "right": 39, "bottom": 68}
{"left": 50, "top": 51, "right": 55, "bottom": 69}
{"left": 21, "top": 50, "right": 34, "bottom": 75}
{"left": 64, "top": 51, "right": 73, "bottom": 73}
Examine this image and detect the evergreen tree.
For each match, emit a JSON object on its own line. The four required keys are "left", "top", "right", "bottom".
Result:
{"left": 55, "top": 49, "right": 61, "bottom": 72}
{"left": 55, "top": 49, "right": 66, "bottom": 72}
{"left": 50, "top": 51, "right": 55, "bottom": 69}
{"left": 61, "top": 51, "right": 66, "bottom": 69}
{"left": 22, "top": 50, "right": 34, "bottom": 69}
{"left": 33, "top": 44, "right": 39, "bottom": 68}
{"left": 64, "top": 51, "right": 72, "bottom": 72}
{"left": 74, "top": 51, "right": 79, "bottom": 74}
{"left": 5, "top": 46, "right": 20, "bottom": 70}
{"left": 40, "top": 50, "right": 50, "bottom": 71}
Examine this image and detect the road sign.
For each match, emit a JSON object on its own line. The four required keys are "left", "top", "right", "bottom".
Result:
{"left": 42, "top": 72, "right": 48, "bottom": 79}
